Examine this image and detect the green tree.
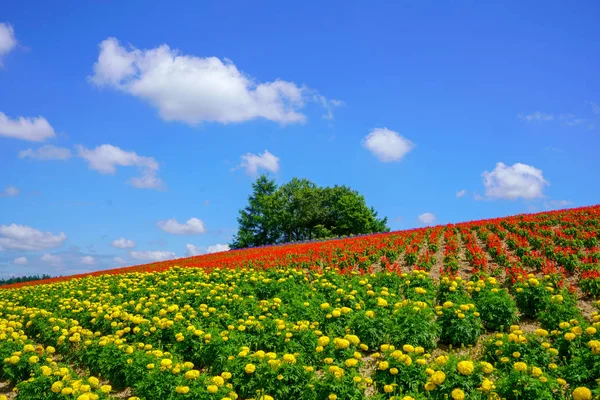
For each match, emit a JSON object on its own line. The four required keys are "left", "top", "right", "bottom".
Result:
{"left": 230, "top": 175, "right": 389, "bottom": 249}
{"left": 230, "top": 174, "right": 279, "bottom": 249}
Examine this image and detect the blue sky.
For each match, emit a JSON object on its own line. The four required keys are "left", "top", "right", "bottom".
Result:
{"left": 0, "top": 1, "right": 599, "bottom": 277}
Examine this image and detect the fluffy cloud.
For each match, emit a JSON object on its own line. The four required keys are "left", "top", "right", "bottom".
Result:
{"left": 158, "top": 218, "right": 206, "bottom": 235}
{"left": 76, "top": 144, "right": 164, "bottom": 190}
{"left": 236, "top": 150, "right": 280, "bottom": 175}
{"left": 129, "top": 250, "right": 176, "bottom": 262}
{"left": 559, "top": 114, "right": 588, "bottom": 127}
{"left": 113, "top": 256, "right": 127, "bottom": 265}
{"left": 418, "top": 213, "right": 436, "bottom": 225}
{"left": 185, "top": 243, "right": 202, "bottom": 256}
{"left": 80, "top": 256, "right": 95, "bottom": 265}
{"left": 0, "top": 112, "right": 56, "bottom": 142}
{"left": 19, "top": 145, "right": 72, "bottom": 160}
{"left": 362, "top": 128, "right": 414, "bottom": 162}
{"left": 543, "top": 200, "right": 573, "bottom": 210}
{"left": 186, "top": 243, "right": 229, "bottom": 256}
{"left": 13, "top": 256, "right": 27, "bottom": 265}
{"left": 0, "top": 224, "right": 66, "bottom": 251}
{"left": 89, "top": 37, "right": 339, "bottom": 124}
{"left": 456, "top": 189, "right": 467, "bottom": 198}
{"left": 0, "top": 185, "right": 19, "bottom": 197}
{"left": 41, "top": 253, "right": 62, "bottom": 266}
{"left": 482, "top": 162, "right": 548, "bottom": 200}
{"left": 0, "top": 23, "right": 17, "bottom": 65}
{"left": 518, "top": 112, "right": 554, "bottom": 122}
{"left": 111, "top": 237, "right": 136, "bottom": 249}
{"left": 207, "top": 244, "right": 230, "bottom": 254}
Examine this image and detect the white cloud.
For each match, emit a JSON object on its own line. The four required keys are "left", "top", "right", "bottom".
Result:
{"left": 207, "top": 243, "right": 230, "bottom": 254}
{"left": 560, "top": 115, "right": 587, "bottom": 127}
{"left": 590, "top": 102, "right": 600, "bottom": 115}
{"left": 0, "top": 23, "right": 17, "bottom": 65}
{"left": 418, "top": 213, "right": 436, "bottom": 225}
{"left": 518, "top": 112, "right": 554, "bottom": 122}
{"left": 13, "top": 256, "right": 27, "bottom": 265}
{"left": 111, "top": 237, "right": 136, "bottom": 249}
{"left": 80, "top": 256, "right": 95, "bottom": 265}
{"left": 314, "top": 95, "right": 344, "bottom": 120}
{"left": 0, "top": 224, "right": 66, "bottom": 251}
{"left": 113, "top": 256, "right": 127, "bottom": 265}
{"left": 41, "top": 253, "right": 62, "bottom": 266}
{"left": 474, "top": 193, "right": 485, "bottom": 201}
{"left": 456, "top": 189, "right": 467, "bottom": 198}
{"left": 362, "top": 128, "right": 414, "bottom": 162}
{"left": 0, "top": 185, "right": 19, "bottom": 197}
{"left": 0, "top": 112, "right": 56, "bottom": 142}
{"left": 236, "top": 150, "right": 280, "bottom": 175}
{"left": 186, "top": 243, "right": 229, "bottom": 256}
{"left": 185, "top": 243, "right": 202, "bottom": 256}
{"left": 89, "top": 37, "right": 338, "bottom": 124}
{"left": 76, "top": 144, "right": 164, "bottom": 190}
{"left": 129, "top": 250, "right": 176, "bottom": 262}
{"left": 158, "top": 217, "right": 206, "bottom": 235}
{"left": 543, "top": 200, "right": 573, "bottom": 210}
{"left": 19, "top": 145, "right": 72, "bottom": 160}
{"left": 482, "top": 162, "right": 548, "bottom": 200}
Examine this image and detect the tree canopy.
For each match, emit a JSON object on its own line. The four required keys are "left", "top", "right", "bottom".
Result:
{"left": 230, "top": 175, "right": 389, "bottom": 249}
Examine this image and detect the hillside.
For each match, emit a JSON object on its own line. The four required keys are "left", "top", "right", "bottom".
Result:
{"left": 0, "top": 205, "right": 599, "bottom": 399}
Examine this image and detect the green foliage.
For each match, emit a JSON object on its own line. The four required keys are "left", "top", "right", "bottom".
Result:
{"left": 437, "top": 301, "right": 484, "bottom": 346}
{"left": 230, "top": 174, "right": 389, "bottom": 249}
{"left": 537, "top": 291, "right": 583, "bottom": 330}
{"left": 474, "top": 287, "right": 519, "bottom": 332}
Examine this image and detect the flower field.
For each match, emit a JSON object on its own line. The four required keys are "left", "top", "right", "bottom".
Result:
{"left": 1, "top": 206, "right": 600, "bottom": 400}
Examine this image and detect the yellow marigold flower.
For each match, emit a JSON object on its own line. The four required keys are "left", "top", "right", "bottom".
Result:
{"left": 513, "top": 362, "right": 527, "bottom": 372}
{"left": 88, "top": 376, "right": 99, "bottom": 387}
{"left": 556, "top": 378, "right": 567, "bottom": 386}
{"left": 424, "top": 382, "right": 436, "bottom": 391}
{"left": 212, "top": 376, "right": 225, "bottom": 386}
{"left": 175, "top": 386, "right": 189, "bottom": 394}
{"left": 61, "top": 388, "right": 73, "bottom": 395}
{"left": 572, "top": 387, "right": 592, "bottom": 400}
{"left": 318, "top": 336, "right": 330, "bottom": 346}
{"left": 586, "top": 327, "right": 597, "bottom": 335}
{"left": 430, "top": 371, "right": 446, "bottom": 385}
{"left": 480, "top": 362, "right": 493, "bottom": 374}
{"left": 147, "top": 363, "right": 155, "bottom": 370}
{"left": 100, "top": 385, "right": 112, "bottom": 393}
{"left": 565, "top": 332, "right": 576, "bottom": 341}
{"left": 328, "top": 395, "right": 337, "bottom": 400}
{"left": 244, "top": 364, "right": 256, "bottom": 374}
{"left": 531, "top": 367, "right": 543, "bottom": 377}
{"left": 51, "top": 381, "right": 63, "bottom": 393}
{"left": 378, "top": 361, "right": 389, "bottom": 370}
{"left": 451, "top": 388, "right": 465, "bottom": 400}
{"left": 77, "top": 395, "right": 90, "bottom": 400}
{"left": 480, "top": 378, "right": 494, "bottom": 392}
{"left": 383, "top": 385, "right": 394, "bottom": 393}
{"left": 345, "top": 358, "right": 358, "bottom": 367}
{"left": 457, "top": 360, "right": 474, "bottom": 375}
{"left": 221, "top": 371, "right": 232, "bottom": 379}
{"left": 207, "top": 385, "right": 218, "bottom": 394}
{"left": 403, "top": 344, "right": 415, "bottom": 353}
{"left": 435, "top": 355, "right": 448, "bottom": 365}
{"left": 390, "top": 367, "right": 398, "bottom": 375}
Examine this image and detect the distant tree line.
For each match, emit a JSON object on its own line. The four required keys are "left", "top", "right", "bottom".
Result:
{"left": 0, "top": 274, "right": 51, "bottom": 286}
{"left": 230, "top": 174, "right": 389, "bottom": 249}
